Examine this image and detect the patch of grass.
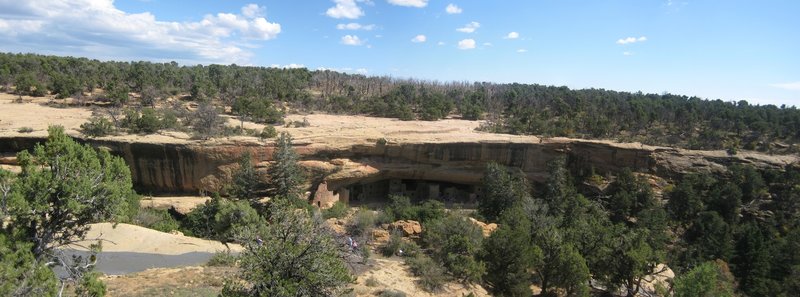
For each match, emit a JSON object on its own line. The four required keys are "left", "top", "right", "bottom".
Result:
{"left": 17, "top": 127, "right": 33, "bottom": 133}
{"left": 378, "top": 289, "right": 407, "bottom": 297}
{"left": 322, "top": 201, "right": 348, "bottom": 219}
{"left": 206, "top": 251, "right": 238, "bottom": 267}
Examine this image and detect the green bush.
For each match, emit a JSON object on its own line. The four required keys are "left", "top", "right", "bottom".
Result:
{"left": 384, "top": 195, "right": 446, "bottom": 223}
{"left": 132, "top": 208, "right": 181, "bottom": 233}
{"left": 323, "top": 201, "right": 349, "bottom": 219}
{"left": 406, "top": 254, "right": 447, "bottom": 292}
{"left": 182, "top": 197, "right": 266, "bottom": 242}
{"left": 381, "top": 231, "right": 420, "bottom": 257}
{"left": 80, "top": 116, "right": 114, "bottom": 137}
{"left": 423, "top": 214, "right": 485, "bottom": 283}
{"left": 347, "top": 208, "right": 376, "bottom": 236}
{"left": 260, "top": 126, "right": 278, "bottom": 139}
{"left": 206, "top": 251, "right": 238, "bottom": 267}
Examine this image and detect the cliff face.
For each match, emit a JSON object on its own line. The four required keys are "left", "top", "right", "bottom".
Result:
{"left": 1, "top": 135, "right": 796, "bottom": 195}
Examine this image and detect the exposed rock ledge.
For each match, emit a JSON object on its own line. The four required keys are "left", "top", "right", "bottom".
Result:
{"left": 0, "top": 107, "right": 796, "bottom": 195}
{"left": 1, "top": 133, "right": 795, "bottom": 196}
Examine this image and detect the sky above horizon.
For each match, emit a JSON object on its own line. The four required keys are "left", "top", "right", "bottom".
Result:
{"left": 0, "top": 0, "right": 798, "bottom": 106}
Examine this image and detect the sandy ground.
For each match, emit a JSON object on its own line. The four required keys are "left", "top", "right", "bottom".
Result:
{"left": 68, "top": 223, "right": 242, "bottom": 255}
{"left": 101, "top": 266, "right": 235, "bottom": 297}
{"left": 0, "top": 92, "right": 538, "bottom": 147}
{"left": 139, "top": 196, "right": 210, "bottom": 214}
{"left": 351, "top": 255, "right": 490, "bottom": 297}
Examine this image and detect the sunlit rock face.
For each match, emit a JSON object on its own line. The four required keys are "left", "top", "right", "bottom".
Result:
{"left": 1, "top": 135, "right": 796, "bottom": 197}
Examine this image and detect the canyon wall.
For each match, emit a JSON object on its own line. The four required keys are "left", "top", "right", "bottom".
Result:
{"left": 1, "top": 135, "right": 796, "bottom": 196}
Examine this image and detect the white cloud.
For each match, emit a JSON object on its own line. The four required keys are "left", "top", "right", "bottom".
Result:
{"left": 437, "top": 41, "right": 445, "bottom": 46}
{"left": 617, "top": 36, "right": 647, "bottom": 45}
{"left": 270, "top": 63, "right": 306, "bottom": 69}
{"left": 770, "top": 81, "right": 800, "bottom": 91}
{"left": 387, "top": 0, "right": 428, "bottom": 7}
{"left": 326, "top": 0, "right": 364, "bottom": 19}
{"left": 336, "top": 23, "right": 375, "bottom": 30}
{"left": 482, "top": 42, "right": 492, "bottom": 47}
{"left": 504, "top": 32, "right": 519, "bottom": 39}
{"left": 456, "top": 21, "right": 480, "bottom": 33}
{"left": 623, "top": 51, "right": 634, "bottom": 56}
{"left": 341, "top": 34, "right": 365, "bottom": 46}
{"left": 445, "top": 4, "right": 462, "bottom": 14}
{"left": 356, "top": 68, "right": 368, "bottom": 74}
{"left": 457, "top": 39, "right": 475, "bottom": 50}
{"left": 0, "top": 1, "right": 281, "bottom": 64}
{"left": 516, "top": 49, "right": 527, "bottom": 53}
{"left": 241, "top": 4, "right": 264, "bottom": 18}
{"left": 411, "top": 34, "right": 426, "bottom": 43}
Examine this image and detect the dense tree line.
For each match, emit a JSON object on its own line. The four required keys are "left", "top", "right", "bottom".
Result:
{"left": 2, "top": 52, "right": 799, "bottom": 151}
{"left": 472, "top": 159, "right": 800, "bottom": 296}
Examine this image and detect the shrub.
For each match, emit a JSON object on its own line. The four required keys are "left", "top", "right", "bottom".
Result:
{"left": 384, "top": 195, "right": 445, "bottom": 223}
{"left": 182, "top": 197, "right": 266, "bottom": 242}
{"left": 406, "top": 254, "right": 447, "bottom": 292}
{"left": 17, "top": 127, "right": 33, "bottom": 133}
{"left": 80, "top": 117, "right": 114, "bottom": 137}
{"left": 381, "top": 231, "right": 421, "bottom": 257}
{"left": 347, "top": 208, "right": 376, "bottom": 237}
{"left": 206, "top": 251, "right": 238, "bottom": 267}
{"left": 132, "top": 208, "right": 181, "bottom": 233}
{"left": 323, "top": 201, "right": 349, "bottom": 219}
{"left": 423, "top": 214, "right": 485, "bottom": 283}
{"left": 378, "top": 289, "right": 407, "bottom": 297}
{"left": 260, "top": 126, "right": 278, "bottom": 139}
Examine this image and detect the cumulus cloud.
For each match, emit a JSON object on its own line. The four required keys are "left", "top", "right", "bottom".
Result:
{"left": 326, "top": 0, "right": 364, "bottom": 19}
{"left": 770, "top": 81, "right": 800, "bottom": 91}
{"left": 0, "top": 1, "right": 280, "bottom": 64}
{"left": 457, "top": 39, "right": 475, "bottom": 50}
{"left": 336, "top": 23, "right": 375, "bottom": 30}
{"left": 617, "top": 36, "right": 647, "bottom": 45}
{"left": 241, "top": 4, "right": 264, "bottom": 18}
{"left": 504, "top": 32, "right": 519, "bottom": 39}
{"left": 457, "top": 21, "right": 480, "bottom": 33}
{"left": 482, "top": 42, "right": 493, "bottom": 47}
{"left": 341, "top": 34, "right": 365, "bottom": 46}
{"left": 411, "top": 34, "right": 426, "bottom": 43}
{"left": 445, "top": 4, "right": 462, "bottom": 14}
{"left": 387, "top": 0, "right": 428, "bottom": 7}
{"left": 516, "top": 49, "right": 528, "bottom": 53}
{"left": 623, "top": 51, "right": 634, "bottom": 56}
{"left": 437, "top": 41, "right": 445, "bottom": 46}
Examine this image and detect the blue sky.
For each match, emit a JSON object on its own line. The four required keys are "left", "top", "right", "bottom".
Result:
{"left": 0, "top": 0, "right": 798, "bottom": 106}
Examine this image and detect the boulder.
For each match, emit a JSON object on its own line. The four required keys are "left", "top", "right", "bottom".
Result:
{"left": 468, "top": 217, "right": 498, "bottom": 237}
{"left": 371, "top": 229, "right": 390, "bottom": 244}
{"left": 325, "top": 218, "right": 347, "bottom": 236}
{"left": 388, "top": 220, "right": 422, "bottom": 236}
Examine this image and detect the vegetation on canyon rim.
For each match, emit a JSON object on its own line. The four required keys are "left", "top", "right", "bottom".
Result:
{"left": 0, "top": 52, "right": 799, "bottom": 296}
{"left": 2, "top": 52, "right": 800, "bottom": 153}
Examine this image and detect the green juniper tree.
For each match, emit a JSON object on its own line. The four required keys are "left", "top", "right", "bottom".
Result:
{"left": 267, "top": 132, "right": 305, "bottom": 201}
{"left": 2, "top": 126, "right": 135, "bottom": 296}
{"left": 223, "top": 198, "right": 352, "bottom": 296}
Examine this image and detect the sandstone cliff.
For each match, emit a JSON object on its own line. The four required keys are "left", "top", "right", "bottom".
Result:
{"left": 0, "top": 133, "right": 796, "bottom": 196}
